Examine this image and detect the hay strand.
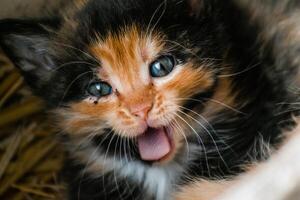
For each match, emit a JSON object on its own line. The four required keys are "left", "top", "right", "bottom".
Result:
{"left": 0, "top": 130, "right": 23, "bottom": 180}
{"left": 0, "top": 45, "right": 64, "bottom": 200}
{"left": 0, "top": 139, "right": 56, "bottom": 196}
{"left": 0, "top": 97, "right": 44, "bottom": 128}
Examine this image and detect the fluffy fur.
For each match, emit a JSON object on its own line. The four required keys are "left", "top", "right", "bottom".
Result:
{"left": 217, "top": 119, "right": 300, "bottom": 200}
{"left": 0, "top": 0, "right": 299, "bottom": 200}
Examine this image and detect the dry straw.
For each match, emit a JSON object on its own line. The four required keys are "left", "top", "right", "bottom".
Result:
{"left": 0, "top": 49, "right": 65, "bottom": 200}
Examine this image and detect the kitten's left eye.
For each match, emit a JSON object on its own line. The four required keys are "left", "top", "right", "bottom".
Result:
{"left": 150, "top": 55, "right": 176, "bottom": 78}
{"left": 87, "top": 82, "right": 112, "bottom": 98}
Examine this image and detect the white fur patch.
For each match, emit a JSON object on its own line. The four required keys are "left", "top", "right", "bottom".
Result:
{"left": 153, "top": 64, "right": 184, "bottom": 87}
{"left": 70, "top": 138, "right": 198, "bottom": 200}
{"left": 217, "top": 120, "right": 300, "bottom": 200}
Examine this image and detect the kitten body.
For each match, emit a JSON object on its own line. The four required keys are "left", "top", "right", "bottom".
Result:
{"left": 0, "top": 0, "right": 299, "bottom": 200}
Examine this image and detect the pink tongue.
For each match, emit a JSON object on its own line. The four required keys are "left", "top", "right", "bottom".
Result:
{"left": 137, "top": 128, "right": 171, "bottom": 161}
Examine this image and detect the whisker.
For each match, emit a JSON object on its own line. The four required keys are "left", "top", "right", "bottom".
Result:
{"left": 126, "top": 137, "right": 134, "bottom": 163}
{"left": 163, "top": 39, "right": 222, "bottom": 65}
{"left": 174, "top": 112, "right": 211, "bottom": 177}
{"left": 58, "top": 71, "right": 94, "bottom": 107}
{"left": 122, "top": 133, "right": 129, "bottom": 164}
{"left": 77, "top": 130, "right": 111, "bottom": 200}
{"left": 218, "top": 62, "right": 260, "bottom": 78}
{"left": 52, "top": 42, "right": 101, "bottom": 65}
{"left": 174, "top": 97, "right": 246, "bottom": 115}
{"left": 275, "top": 108, "right": 300, "bottom": 116}
{"left": 171, "top": 119, "right": 190, "bottom": 155}
{"left": 177, "top": 109, "right": 229, "bottom": 169}
{"left": 101, "top": 131, "right": 117, "bottom": 196}
{"left": 146, "top": 0, "right": 167, "bottom": 38}
{"left": 178, "top": 105, "right": 233, "bottom": 150}
{"left": 51, "top": 60, "right": 99, "bottom": 72}
{"left": 102, "top": 131, "right": 118, "bottom": 197}
{"left": 112, "top": 135, "right": 124, "bottom": 200}
{"left": 277, "top": 102, "right": 300, "bottom": 105}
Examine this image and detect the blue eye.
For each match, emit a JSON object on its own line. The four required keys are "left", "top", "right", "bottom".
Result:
{"left": 150, "top": 55, "right": 176, "bottom": 78}
{"left": 87, "top": 82, "right": 112, "bottom": 98}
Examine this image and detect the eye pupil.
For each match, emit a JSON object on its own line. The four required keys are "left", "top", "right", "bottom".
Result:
{"left": 154, "top": 62, "right": 161, "bottom": 70}
{"left": 150, "top": 55, "right": 175, "bottom": 78}
{"left": 87, "top": 82, "right": 112, "bottom": 98}
{"left": 153, "top": 62, "right": 164, "bottom": 76}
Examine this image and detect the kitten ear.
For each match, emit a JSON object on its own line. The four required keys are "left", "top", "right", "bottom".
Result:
{"left": 0, "top": 19, "right": 59, "bottom": 90}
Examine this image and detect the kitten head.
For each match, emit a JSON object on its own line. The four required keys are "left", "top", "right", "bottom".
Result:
{"left": 0, "top": 0, "right": 231, "bottom": 164}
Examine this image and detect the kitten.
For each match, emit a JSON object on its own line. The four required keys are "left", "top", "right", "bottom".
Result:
{"left": 175, "top": 120, "right": 300, "bottom": 200}
{"left": 217, "top": 120, "right": 300, "bottom": 200}
{"left": 0, "top": 0, "right": 299, "bottom": 200}
{"left": 173, "top": 1, "right": 300, "bottom": 199}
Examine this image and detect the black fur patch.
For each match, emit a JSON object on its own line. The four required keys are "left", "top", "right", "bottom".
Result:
{"left": 1, "top": 0, "right": 299, "bottom": 199}
{"left": 62, "top": 159, "right": 145, "bottom": 200}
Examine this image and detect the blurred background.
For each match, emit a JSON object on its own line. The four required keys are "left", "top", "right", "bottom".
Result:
{"left": 0, "top": 49, "right": 64, "bottom": 200}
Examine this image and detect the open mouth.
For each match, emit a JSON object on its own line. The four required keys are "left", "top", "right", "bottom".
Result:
{"left": 137, "top": 127, "right": 174, "bottom": 162}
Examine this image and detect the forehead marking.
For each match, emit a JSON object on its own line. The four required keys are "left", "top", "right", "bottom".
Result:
{"left": 90, "top": 26, "right": 164, "bottom": 93}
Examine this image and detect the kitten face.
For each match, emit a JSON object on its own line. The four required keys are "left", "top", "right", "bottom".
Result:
{"left": 0, "top": 0, "right": 228, "bottom": 164}
{"left": 58, "top": 25, "right": 216, "bottom": 161}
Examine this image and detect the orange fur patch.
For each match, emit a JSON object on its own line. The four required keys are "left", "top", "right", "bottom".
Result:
{"left": 90, "top": 25, "right": 164, "bottom": 91}
{"left": 202, "top": 76, "right": 237, "bottom": 118}
{"left": 57, "top": 25, "right": 220, "bottom": 147}
{"left": 74, "top": 0, "right": 88, "bottom": 8}
{"left": 162, "top": 63, "right": 215, "bottom": 98}
{"left": 71, "top": 101, "right": 114, "bottom": 117}
{"left": 66, "top": 119, "right": 100, "bottom": 133}
{"left": 54, "top": 101, "right": 114, "bottom": 136}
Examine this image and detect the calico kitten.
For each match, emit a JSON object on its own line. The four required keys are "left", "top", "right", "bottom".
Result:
{"left": 0, "top": 0, "right": 299, "bottom": 200}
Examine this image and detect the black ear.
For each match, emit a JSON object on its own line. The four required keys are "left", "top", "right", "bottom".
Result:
{"left": 0, "top": 19, "right": 60, "bottom": 90}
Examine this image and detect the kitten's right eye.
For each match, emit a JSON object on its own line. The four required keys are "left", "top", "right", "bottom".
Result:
{"left": 150, "top": 55, "right": 176, "bottom": 78}
{"left": 87, "top": 82, "right": 112, "bottom": 98}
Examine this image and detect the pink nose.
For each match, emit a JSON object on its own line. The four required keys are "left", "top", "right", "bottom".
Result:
{"left": 131, "top": 104, "right": 152, "bottom": 120}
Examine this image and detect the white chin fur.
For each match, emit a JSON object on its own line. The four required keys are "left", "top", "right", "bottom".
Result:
{"left": 72, "top": 138, "right": 200, "bottom": 200}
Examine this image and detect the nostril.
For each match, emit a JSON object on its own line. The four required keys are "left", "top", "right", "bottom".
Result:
{"left": 131, "top": 105, "right": 152, "bottom": 119}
